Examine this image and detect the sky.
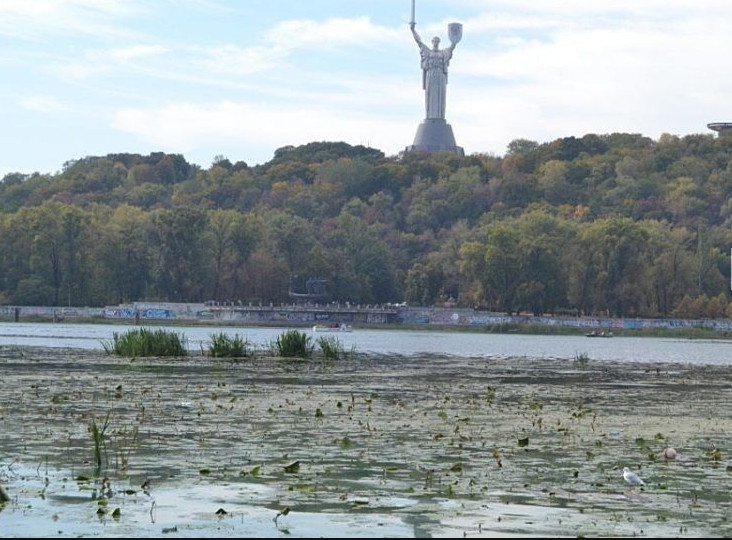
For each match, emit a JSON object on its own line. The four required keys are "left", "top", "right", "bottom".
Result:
{"left": 3, "top": 0, "right": 732, "bottom": 178}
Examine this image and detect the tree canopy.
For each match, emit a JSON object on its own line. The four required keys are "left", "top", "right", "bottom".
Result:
{"left": 2, "top": 135, "right": 731, "bottom": 318}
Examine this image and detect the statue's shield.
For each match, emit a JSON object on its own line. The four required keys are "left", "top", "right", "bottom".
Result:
{"left": 448, "top": 22, "right": 462, "bottom": 45}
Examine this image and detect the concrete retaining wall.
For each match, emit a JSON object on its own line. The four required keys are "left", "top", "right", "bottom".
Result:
{"left": 2, "top": 303, "right": 732, "bottom": 333}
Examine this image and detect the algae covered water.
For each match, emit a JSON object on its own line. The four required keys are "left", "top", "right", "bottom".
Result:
{"left": 2, "top": 346, "right": 732, "bottom": 537}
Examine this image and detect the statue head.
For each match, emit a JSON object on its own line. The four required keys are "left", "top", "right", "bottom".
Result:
{"left": 432, "top": 36, "right": 440, "bottom": 49}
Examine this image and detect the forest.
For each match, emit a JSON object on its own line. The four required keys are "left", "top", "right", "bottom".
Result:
{"left": 1, "top": 132, "right": 731, "bottom": 319}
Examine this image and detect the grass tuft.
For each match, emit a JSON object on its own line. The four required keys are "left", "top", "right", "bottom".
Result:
{"left": 574, "top": 351, "right": 590, "bottom": 366}
{"left": 90, "top": 412, "right": 111, "bottom": 474}
{"left": 273, "top": 330, "right": 314, "bottom": 358}
{"left": 103, "top": 328, "right": 188, "bottom": 357}
{"left": 209, "top": 333, "right": 249, "bottom": 358}
{"left": 317, "top": 335, "right": 356, "bottom": 361}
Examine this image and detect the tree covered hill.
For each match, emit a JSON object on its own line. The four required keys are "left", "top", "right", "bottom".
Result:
{"left": 1, "top": 133, "right": 731, "bottom": 319}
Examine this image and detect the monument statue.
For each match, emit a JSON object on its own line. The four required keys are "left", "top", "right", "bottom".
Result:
{"left": 409, "top": 22, "right": 458, "bottom": 120}
{"left": 405, "top": 0, "right": 464, "bottom": 156}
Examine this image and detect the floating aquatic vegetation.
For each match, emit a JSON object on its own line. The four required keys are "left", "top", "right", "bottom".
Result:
{"left": 5, "top": 348, "right": 732, "bottom": 537}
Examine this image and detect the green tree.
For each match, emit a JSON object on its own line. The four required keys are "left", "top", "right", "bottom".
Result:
{"left": 568, "top": 217, "right": 650, "bottom": 317}
{"left": 642, "top": 221, "right": 697, "bottom": 316}
{"left": 94, "top": 205, "right": 154, "bottom": 304}
{"left": 461, "top": 223, "right": 522, "bottom": 313}
{"left": 513, "top": 210, "right": 573, "bottom": 315}
{"left": 206, "top": 209, "right": 258, "bottom": 301}
{"left": 323, "top": 213, "right": 396, "bottom": 304}
{"left": 152, "top": 206, "right": 210, "bottom": 301}
{"left": 6, "top": 203, "right": 90, "bottom": 306}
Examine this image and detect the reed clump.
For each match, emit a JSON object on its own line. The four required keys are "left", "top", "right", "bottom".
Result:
{"left": 103, "top": 328, "right": 188, "bottom": 357}
{"left": 574, "top": 351, "right": 590, "bottom": 366}
{"left": 317, "top": 335, "right": 356, "bottom": 361}
{"left": 209, "top": 333, "right": 249, "bottom": 358}
{"left": 273, "top": 330, "right": 314, "bottom": 358}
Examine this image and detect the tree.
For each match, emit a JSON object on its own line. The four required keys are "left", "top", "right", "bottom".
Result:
{"left": 151, "top": 207, "right": 210, "bottom": 301}
{"left": 641, "top": 221, "right": 697, "bottom": 316}
{"left": 94, "top": 205, "right": 154, "bottom": 304}
{"left": 513, "top": 211, "right": 573, "bottom": 315}
{"left": 462, "top": 223, "right": 522, "bottom": 314}
{"left": 322, "top": 213, "right": 396, "bottom": 304}
{"left": 206, "top": 209, "right": 257, "bottom": 301}
{"left": 568, "top": 217, "right": 650, "bottom": 317}
{"left": 405, "top": 221, "right": 472, "bottom": 306}
{"left": 263, "top": 211, "right": 316, "bottom": 274}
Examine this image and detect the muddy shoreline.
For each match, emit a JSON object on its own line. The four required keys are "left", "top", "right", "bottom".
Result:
{"left": 2, "top": 346, "right": 732, "bottom": 537}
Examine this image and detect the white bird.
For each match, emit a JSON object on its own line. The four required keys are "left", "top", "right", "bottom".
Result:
{"left": 623, "top": 467, "right": 645, "bottom": 487}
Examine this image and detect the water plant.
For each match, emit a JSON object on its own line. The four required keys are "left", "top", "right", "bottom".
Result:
{"left": 273, "top": 330, "right": 314, "bottom": 358}
{"left": 90, "top": 412, "right": 111, "bottom": 474}
{"left": 115, "top": 423, "right": 140, "bottom": 472}
{"left": 14, "top": 332, "right": 732, "bottom": 537}
{"left": 209, "top": 333, "right": 249, "bottom": 358}
{"left": 102, "top": 328, "right": 188, "bottom": 357}
{"left": 316, "top": 335, "right": 356, "bottom": 360}
{"left": 574, "top": 351, "right": 590, "bottom": 366}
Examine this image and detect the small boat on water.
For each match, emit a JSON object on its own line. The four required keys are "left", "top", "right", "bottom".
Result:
{"left": 586, "top": 330, "right": 613, "bottom": 337}
{"left": 313, "top": 323, "right": 353, "bottom": 332}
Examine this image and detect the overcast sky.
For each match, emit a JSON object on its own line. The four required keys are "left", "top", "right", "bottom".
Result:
{"left": 2, "top": 0, "right": 732, "bottom": 177}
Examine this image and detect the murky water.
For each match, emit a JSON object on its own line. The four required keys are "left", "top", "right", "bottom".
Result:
{"left": 2, "top": 346, "right": 732, "bottom": 537}
{"left": 2, "top": 322, "right": 732, "bottom": 364}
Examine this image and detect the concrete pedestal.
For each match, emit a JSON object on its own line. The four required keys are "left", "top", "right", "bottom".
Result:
{"left": 406, "top": 118, "right": 464, "bottom": 156}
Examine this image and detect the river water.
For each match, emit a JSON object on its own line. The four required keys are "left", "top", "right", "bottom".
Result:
{"left": 1, "top": 321, "right": 732, "bottom": 364}
{"left": 3, "top": 324, "right": 732, "bottom": 537}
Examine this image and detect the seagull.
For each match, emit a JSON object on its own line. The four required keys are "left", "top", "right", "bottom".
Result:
{"left": 274, "top": 506, "right": 290, "bottom": 526}
{"left": 623, "top": 467, "right": 645, "bottom": 487}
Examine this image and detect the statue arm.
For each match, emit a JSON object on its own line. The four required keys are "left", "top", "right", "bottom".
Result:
{"left": 410, "top": 23, "right": 425, "bottom": 48}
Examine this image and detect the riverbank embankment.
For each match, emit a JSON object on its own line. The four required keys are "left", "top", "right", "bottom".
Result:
{"left": 2, "top": 303, "right": 732, "bottom": 338}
